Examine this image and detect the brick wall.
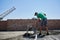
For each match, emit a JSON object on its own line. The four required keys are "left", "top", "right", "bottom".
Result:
{"left": 47, "top": 19, "right": 60, "bottom": 30}
{"left": 7, "top": 19, "right": 60, "bottom": 31}
{"left": 0, "top": 21, "right": 7, "bottom": 31}
{"left": 0, "top": 19, "right": 60, "bottom": 31}
{"left": 7, "top": 19, "right": 36, "bottom": 31}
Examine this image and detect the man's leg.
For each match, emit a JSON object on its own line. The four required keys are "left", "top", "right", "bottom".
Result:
{"left": 39, "top": 21, "right": 43, "bottom": 35}
{"left": 39, "top": 27, "right": 42, "bottom": 35}
{"left": 45, "top": 27, "right": 49, "bottom": 35}
{"left": 44, "top": 18, "right": 49, "bottom": 35}
{"left": 38, "top": 19, "right": 44, "bottom": 35}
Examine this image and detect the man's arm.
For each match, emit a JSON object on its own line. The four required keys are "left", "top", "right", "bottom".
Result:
{"left": 35, "top": 18, "right": 40, "bottom": 28}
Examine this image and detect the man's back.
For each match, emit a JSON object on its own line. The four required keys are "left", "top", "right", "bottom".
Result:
{"left": 37, "top": 12, "right": 47, "bottom": 20}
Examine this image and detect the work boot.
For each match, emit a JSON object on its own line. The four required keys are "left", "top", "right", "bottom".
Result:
{"left": 38, "top": 33, "right": 42, "bottom": 36}
{"left": 46, "top": 32, "right": 49, "bottom": 35}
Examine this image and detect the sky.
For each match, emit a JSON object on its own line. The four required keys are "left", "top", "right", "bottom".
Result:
{"left": 0, "top": 0, "right": 60, "bottom": 20}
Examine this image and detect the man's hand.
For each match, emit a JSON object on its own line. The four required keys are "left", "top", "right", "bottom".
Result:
{"left": 37, "top": 18, "right": 40, "bottom": 22}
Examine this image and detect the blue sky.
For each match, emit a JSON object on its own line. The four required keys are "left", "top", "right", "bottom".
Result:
{"left": 0, "top": 0, "right": 60, "bottom": 20}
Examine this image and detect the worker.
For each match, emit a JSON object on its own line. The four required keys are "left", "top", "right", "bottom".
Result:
{"left": 34, "top": 12, "right": 49, "bottom": 35}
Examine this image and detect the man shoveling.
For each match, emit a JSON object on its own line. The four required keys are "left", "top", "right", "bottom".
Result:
{"left": 34, "top": 12, "right": 49, "bottom": 36}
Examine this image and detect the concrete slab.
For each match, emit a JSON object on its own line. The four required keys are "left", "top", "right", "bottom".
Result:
{"left": 0, "top": 30, "right": 60, "bottom": 40}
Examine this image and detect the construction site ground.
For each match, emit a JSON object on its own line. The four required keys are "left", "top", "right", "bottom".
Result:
{"left": 0, "top": 30, "right": 60, "bottom": 40}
